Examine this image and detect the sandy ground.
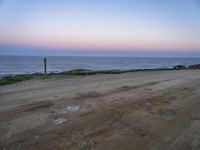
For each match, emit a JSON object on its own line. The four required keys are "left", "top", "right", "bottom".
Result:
{"left": 1, "top": 70, "right": 200, "bottom": 150}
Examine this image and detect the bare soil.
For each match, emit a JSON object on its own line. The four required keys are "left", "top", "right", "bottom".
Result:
{"left": 0, "top": 70, "right": 200, "bottom": 150}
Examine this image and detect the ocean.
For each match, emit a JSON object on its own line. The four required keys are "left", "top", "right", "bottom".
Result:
{"left": 0, "top": 56, "right": 200, "bottom": 76}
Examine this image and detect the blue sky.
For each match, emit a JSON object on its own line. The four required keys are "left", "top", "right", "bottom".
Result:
{"left": 0, "top": 0, "right": 200, "bottom": 57}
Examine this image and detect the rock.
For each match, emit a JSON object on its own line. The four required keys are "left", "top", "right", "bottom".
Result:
{"left": 54, "top": 117, "right": 67, "bottom": 125}
{"left": 188, "top": 64, "right": 200, "bottom": 69}
{"left": 64, "top": 104, "right": 80, "bottom": 112}
{"left": 173, "top": 65, "right": 186, "bottom": 70}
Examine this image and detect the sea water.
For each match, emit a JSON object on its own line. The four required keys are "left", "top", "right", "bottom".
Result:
{"left": 0, "top": 56, "right": 200, "bottom": 76}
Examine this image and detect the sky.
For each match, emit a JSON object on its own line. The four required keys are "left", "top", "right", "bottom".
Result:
{"left": 0, "top": 0, "right": 200, "bottom": 57}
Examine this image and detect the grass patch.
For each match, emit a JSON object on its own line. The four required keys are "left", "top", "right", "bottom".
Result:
{"left": 69, "top": 69, "right": 92, "bottom": 75}
{"left": 59, "top": 69, "right": 121, "bottom": 75}
{"left": 55, "top": 69, "right": 91, "bottom": 75}
{"left": 95, "top": 70, "right": 121, "bottom": 74}
{"left": 0, "top": 73, "right": 43, "bottom": 86}
{"left": 0, "top": 69, "right": 134, "bottom": 86}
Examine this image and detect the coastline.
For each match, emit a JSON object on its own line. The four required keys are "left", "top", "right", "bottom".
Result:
{"left": 0, "top": 64, "right": 200, "bottom": 86}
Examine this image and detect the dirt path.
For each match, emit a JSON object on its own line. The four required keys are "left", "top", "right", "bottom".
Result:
{"left": 0, "top": 70, "right": 200, "bottom": 150}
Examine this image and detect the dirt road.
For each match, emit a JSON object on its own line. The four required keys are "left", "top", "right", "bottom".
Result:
{"left": 0, "top": 70, "right": 200, "bottom": 150}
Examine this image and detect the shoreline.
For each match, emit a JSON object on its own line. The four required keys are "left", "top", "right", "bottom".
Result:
{"left": 0, "top": 64, "right": 200, "bottom": 86}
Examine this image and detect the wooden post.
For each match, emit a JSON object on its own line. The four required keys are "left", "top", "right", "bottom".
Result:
{"left": 44, "top": 57, "right": 47, "bottom": 78}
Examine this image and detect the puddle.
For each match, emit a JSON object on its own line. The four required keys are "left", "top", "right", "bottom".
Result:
{"left": 54, "top": 117, "right": 67, "bottom": 125}
{"left": 65, "top": 104, "right": 80, "bottom": 112}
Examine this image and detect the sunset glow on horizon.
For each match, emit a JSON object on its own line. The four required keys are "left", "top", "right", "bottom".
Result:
{"left": 0, "top": 0, "right": 200, "bottom": 56}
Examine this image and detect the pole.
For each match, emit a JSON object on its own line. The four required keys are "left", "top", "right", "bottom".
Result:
{"left": 44, "top": 57, "right": 47, "bottom": 78}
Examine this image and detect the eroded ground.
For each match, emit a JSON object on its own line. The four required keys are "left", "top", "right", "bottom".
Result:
{"left": 0, "top": 70, "right": 200, "bottom": 150}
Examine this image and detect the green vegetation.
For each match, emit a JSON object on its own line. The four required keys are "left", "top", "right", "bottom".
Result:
{"left": 59, "top": 69, "right": 121, "bottom": 75}
{"left": 52, "top": 69, "right": 91, "bottom": 75}
{"left": 95, "top": 70, "right": 121, "bottom": 74}
{"left": 0, "top": 69, "right": 121, "bottom": 86}
{"left": 0, "top": 73, "right": 43, "bottom": 86}
{"left": 68, "top": 69, "right": 91, "bottom": 75}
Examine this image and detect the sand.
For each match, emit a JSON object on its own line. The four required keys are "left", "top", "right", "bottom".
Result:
{"left": 0, "top": 70, "right": 200, "bottom": 150}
